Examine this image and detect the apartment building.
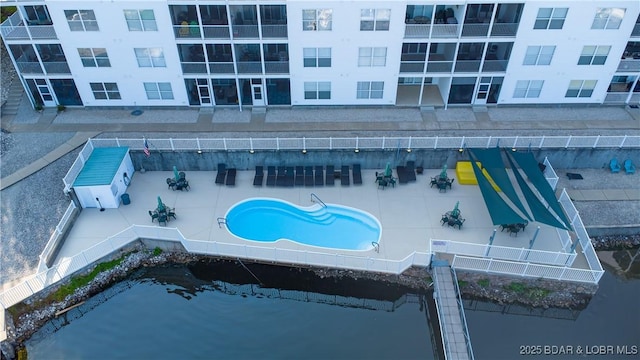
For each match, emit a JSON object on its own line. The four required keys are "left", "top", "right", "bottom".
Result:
{"left": 1, "top": 1, "right": 638, "bottom": 109}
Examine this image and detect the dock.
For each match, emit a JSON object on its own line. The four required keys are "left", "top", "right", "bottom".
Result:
{"left": 432, "top": 260, "right": 474, "bottom": 360}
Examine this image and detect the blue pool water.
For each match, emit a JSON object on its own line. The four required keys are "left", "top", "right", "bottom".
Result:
{"left": 225, "top": 198, "right": 381, "bottom": 250}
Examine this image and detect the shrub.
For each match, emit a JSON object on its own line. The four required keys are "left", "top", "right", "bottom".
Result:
{"left": 478, "top": 278, "right": 490, "bottom": 288}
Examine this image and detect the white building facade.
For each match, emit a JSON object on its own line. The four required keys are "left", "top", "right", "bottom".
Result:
{"left": 1, "top": 0, "right": 639, "bottom": 109}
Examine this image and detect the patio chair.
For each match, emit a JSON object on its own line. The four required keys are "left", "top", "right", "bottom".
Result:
{"left": 341, "top": 166, "right": 350, "bottom": 186}
{"left": 285, "top": 166, "right": 295, "bottom": 187}
{"left": 305, "top": 166, "right": 314, "bottom": 187}
{"left": 148, "top": 210, "right": 158, "bottom": 223}
{"left": 453, "top": 218, "right": 465, "bottom": 229}
{"left": 326, "top": 165, "right": 335, "bottom": 186}
{"left": 440, "top": 214, "right": 449, "bottom": 226}
{"left": 215, "top": 164, "right": 227, "bottom": 185}
{"left": 167, "top": 208, "right": 177, "bottom": 220}
{"left": 624, "top": 159, "right": 636, "bottom": 174}
{"left": 352, "top": 164, "right": 362, "bottom": 185}
{"left": 609, "top": 158, "right": 621, "bottom": 173}
{"left": 430, "top": 177, "right": 438, "bottom": 188}
{"left": 175, "top": 179, "right": 190, "bottom": 191}
{"left": 166, "top": 178, "right": 176, "bottom": 190}
{"left": 315, "top": 166, "right": 324, "bottom": 186}
{"left": 396, "top": 166, "right": 408, "bottom": 184}
{"left": 276, "top": 166, "right": 286, "bottom": 187}
{"left": 253, "top": 166, "right": 264, "bottom": 186}
{"left": 225, "top": 168, "right": 236, "bottom": 186}
{"left": 266, "top": 166, "right": 276, "bottom": 186}
{"left": 406, "top": 161, "right": 416, "bottom": 182}
{"left": 295, "top": 166, "right": 305, "bottom": 186}
{"left": 158, "top": 213, "right": 167, "bottom": 226}
{"left": 179, "top": 171, "right": 186, "bottom": 180}
{"left": 377, "top": 178, "right": 388, "bottom": 189}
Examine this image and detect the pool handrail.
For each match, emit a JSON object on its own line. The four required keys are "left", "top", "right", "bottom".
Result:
{"left": 310, "top": 193, "right": 327, "bottom": 208}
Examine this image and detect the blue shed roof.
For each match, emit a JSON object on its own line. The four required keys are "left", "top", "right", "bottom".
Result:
{"left": 73, "top": 147, "right": 129, "bottom": 187}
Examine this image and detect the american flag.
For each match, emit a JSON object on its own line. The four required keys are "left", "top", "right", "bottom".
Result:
{"left": 143, "top": 139, "right": 150, "bottom": 157}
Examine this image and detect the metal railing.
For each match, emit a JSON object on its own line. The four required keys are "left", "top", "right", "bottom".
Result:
{"left": 617, "top": 59, "right": 640, "bottom": 72}
{"left": 490, "top": 23, "right": 518, "bottom": 37}
{"left": 430, "top": 239, "right": 576, "bottom": 266}
{"left": 261, "top": 24, "right": 287, "bottom": 38}
{"left": 202, "top": 25, "right": 230, "bottom": 39}
{"left": 451, "top": 268, "right": 475, "bottom": 360}
{"left": 232, "top": 25, "right": 259, "bottom": 38}
{"left": 404, "top": 24, "right": 431, "bottom": 38}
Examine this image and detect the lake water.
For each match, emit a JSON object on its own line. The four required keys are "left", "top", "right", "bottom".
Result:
{"left": 25, "top": 261, "right": 639, "bottom": 360}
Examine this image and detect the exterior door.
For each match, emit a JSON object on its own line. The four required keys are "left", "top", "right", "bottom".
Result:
{"left": 474, "top": 77, "right": 491, "bottom": 105}
{"left": 251, "top": 83, "right": 265, "bottom": 106}
{"left": 196, "top": 79, "right": 212, "bottom": 106}
{"left": 26, "top": 78, "right": 56, "bottom": 107}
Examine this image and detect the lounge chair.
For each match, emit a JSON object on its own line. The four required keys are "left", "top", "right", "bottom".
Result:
{"left": 352, "top": 164, "right": 362, "bottom": 185}
{"left": 295, "top": 166, "right": 305, "bottom": 186}
{"left": 341, "top": 166, "right": 350, "bottom": 186}
{"left": 315, "top": 166, "right": 324, "bottom": 186}
{"left": 624, "top": 159, "right": 636, "bottom": 174}
{"left": 406, "top": 161, "right": 416, "bottom": 182}
{"left": 225, "top": 168, "right": 236, "bottom": 186}
{"left": 326, "top": 165, "right": 335, "bottom": 186}
{"left": 276, "top": 166, "right": 286, "bottom": 187}
{"left": 396, "top": 166, "right": 408, "bottom": 184}
{"left": 610, "top": 158, "right": 621, "bottom": 173}
{"left": 285, "top": 166, "right": 295, "bottom": 187}
{"left": 266, "top": 166, "right": 276, "bottom": 186}
{"left": 215, "top": 163, "right": 227, "bottom": 185}
{"left": 253, "top": 166, "right": 264, "bottom": 186}
{"left": 305, "top": 166, "right": 314, "bottom": 187}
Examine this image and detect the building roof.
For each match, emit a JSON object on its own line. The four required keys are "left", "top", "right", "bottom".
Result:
{"left": 73, "top": 147, "right": 129, "bottom": 187}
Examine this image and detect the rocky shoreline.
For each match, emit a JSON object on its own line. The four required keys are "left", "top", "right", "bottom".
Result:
{"left": 4, "top": 233, "right": 637, "bottom": 357}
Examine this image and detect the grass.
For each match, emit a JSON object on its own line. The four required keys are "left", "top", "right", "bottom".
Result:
{"left": 477, "top": 278, "right": 490, "bottom": 288}
{"left": 153, "top": 247, "right": 163, "bottom": 256}
{"left": 457, "top": 280, "right": 468, "bottom": 288}
{"left": 504, "top": 282, "right": 526, "bottom": 293}
{"left": 504, "top": 281, "right": 551, "bottom": 301}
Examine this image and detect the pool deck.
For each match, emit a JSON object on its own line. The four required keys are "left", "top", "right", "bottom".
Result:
{"left": 53, "top": 168, "right": 581, "bottom": 270}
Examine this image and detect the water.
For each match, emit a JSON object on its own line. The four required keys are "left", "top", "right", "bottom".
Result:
{"left": 25, "top": 262, "right": 640, "bottom": 360}
{"left": 225, "top": 198, "right": 381, "bottom": 250}
{"left": 26, "top": 262, "right": 435, "bottom": 359}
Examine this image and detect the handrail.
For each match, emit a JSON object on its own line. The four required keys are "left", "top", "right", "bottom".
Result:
{"left": 217, "top": 217, "right": 227, "bottom": 228}
{"left": 310, "top": 193, "right": 327, "bottom": 208}
{"left": 451, "top": 267, "right": 475, "bottom": 360}
{"left": 372, "top": 241, "right": 379, "bottom": 253}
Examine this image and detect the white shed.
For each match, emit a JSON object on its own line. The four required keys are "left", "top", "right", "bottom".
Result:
{"left": 73, "top": 147, "right": 134, "bottom": 209}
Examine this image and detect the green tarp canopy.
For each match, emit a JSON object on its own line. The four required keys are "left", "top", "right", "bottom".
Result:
{"left": 470, "top": 148, "right": 532, "bottom": 222}
{"left": 509, "top": 151, "right": 572, "bottom": 230}
{"left": 468, "top": 151, "right": 527, "bottom": 225}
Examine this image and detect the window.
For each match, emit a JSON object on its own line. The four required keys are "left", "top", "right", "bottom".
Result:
{"left": 533, "top": 8, "right": 567, "bottom": 29}
{"left": 78, "top": 48, "right": 110, "bottom": 67}
{"left": 591, "top": 8, "right": 625, "bottom": 29}
{"left": 358, "top": 47, "right": 387, "bottom": 67}
{"left": 90, "top": 82, "right": 121, "bottom": 100}
{"left": 144, "top": 82, "right": 174, "bottom": 100}
{"left": 360, "top": 9, "right": 390, "bottom": 31}
{"left": 578, "top": 46, "right": 610, "bottom": 65}
{"left": 304, "top": 82, "right": 331, "bottom": 99}
{"left": 357, "top": 81, "right": 384, "bottom": 99}
{"left": 303, "top": 48, "right": 331, "bottom": 67}
{"left": 523, "top": 46, "right": 555, "bottom": 65}
{"left": 565, "top": 80, "right": 597, "bottom": 98}
{"left": 303, "top": 9, "right": 332, "bottom": 31}
{"left": 124, "top": 10, "right": 157, "bottom": 31}
{"left": 134, "top": 48, "right": 166, "bottom": 67}
{"left": 64, "top": 10, "right": 98, "bottom": 31}
{"left": 513, "top": 80, "right": 543, "bottom": 98}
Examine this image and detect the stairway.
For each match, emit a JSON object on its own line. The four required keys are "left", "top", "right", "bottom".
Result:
{"left": 1, "top": 79, "right": 25, "bottom": 116}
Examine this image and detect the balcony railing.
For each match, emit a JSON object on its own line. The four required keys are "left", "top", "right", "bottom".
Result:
{"left": 399, "top": 62, "right": 425, "bottom": 73}
{"left": 461, "top": 23, "right": 489, "bottom": 37}
{"left": 173, "top": 25, "right": 201, "bottom": 39}
{"left": 454, "top": 60, "right": 481, "bottom": 72}
{"left": 404, "top": 24, "right": 431, "bottom": 38}
{"left": 203, "top": 25, "right": 230, "bottom": 39}
{"left": 482, "top": 60, "right": 508, "bottom": 72}
{"left": 16, "top": 61, "right": 44, "bottom": 74}
{"left": 209, "top": 63, "right": 235, "bottom": 74}
{"left": 426, "top": 61, "right": 453, "bottom": 72}
{"left": 604, "top": 93, "right": 629, "bottom": 103}
{"left": 632, "top": 24, "right": 640, "bottom": 37}
{"left": 42, "top": 62, "right": 71, "bottom": 74}
{"left": 617, "top": 59, "right": 640, "bottom": 72}
{"left": 232, "top": 25, "right": 259, "bottom": 38}
{"left": 261, "top": 24, "right": 287, "bottom": 38}
{"left": 490, "top": 23, "right": 519, "bottom": 37}
{"left": 431, "top": 24, "right": 459, "bottom": 38}
{"left": 264, "top": 61, "right": 289, "bottom": 74}
{"left": 1, "top": 12, "right": 58, "bottom": 40}
{"left": 236, "top": 61, "right": 262, "bottom": 74}
{"left": 181, "top": 62, "right": 207, "bottom": 74}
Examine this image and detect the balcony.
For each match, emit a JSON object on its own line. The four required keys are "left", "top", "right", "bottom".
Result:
{"left": 181, "top": 62, "right": 207, "bottom": 74}
{"left": 632, "top": 23, "right": 640, "bottom": 37}
{"left": 203, "top": 25, "right": 230, "bottom": 39}
{"left": 399, "top": 62, "right": 425, "bottom": 73}
{"left": 236, "top": 61, "right": 262, "bottom": 74}
{"left": 232, "top": 25, "right": 259, "bottom": 38}
{"left": 404, "top": 24, "right": 431, "bottom": 38}
{"left": 264, "top": 61, "right": 289, "bottom": 74}
{"left": 461, "top": 23, "right": 489, "bottom": 37}
{"left": 454, "top": 60, "right": 481, "bottom": 72}
{"left": 618, "top": 59, "right": 640, "bottom": 72}
{"left": 431, "top": 24, "right": 459, "bottom": 38}
{"left": 604, "top": 93, "right": 628, "bottom": 103}
{"left": 482, "top": 60, "right": 508, "bottom": 72}
{"left": 1, "top": 12, "right": 57, "bottom": 40}
{"left": 209, "top": 63, "right": 235, "bottom": 74}
{"left": 15, "top": 61, "right": 44, "bottom": 74}
{"left": 261, "top": 25, "right": 287, "bottom": 38}
{"left": 426, "top": 61, "right": 453, "bottom": 73}
{"left": 490, "top": 23, "right": 518, "bottom": 37}
{"left": 173, "top": 25, "right": 201, "bottom": 39}
{"left": 42, "top": 62, "right": 70, "bottom": 74}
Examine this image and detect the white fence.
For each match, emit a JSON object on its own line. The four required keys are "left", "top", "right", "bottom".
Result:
{"left": 62, "top": 139, "right": 94, "bottom": 193}
{"left": 0, "top": 225, "right": 431, "bottom": 309}
{"left": 452, "top": 255, "right": 602, "bottom": 284}
{"left": 38, "top": 201, "right": 77, "bottom": 271}
{"left": 89, "top": 135, "right": 640, "bottom": 153}
{"left": 430, "top": 239, "right": 576, "bottom": 266}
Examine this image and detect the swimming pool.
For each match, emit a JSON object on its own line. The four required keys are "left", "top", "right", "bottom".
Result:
{"left": 225, "top": 198, "right": 381, "bottom": 251}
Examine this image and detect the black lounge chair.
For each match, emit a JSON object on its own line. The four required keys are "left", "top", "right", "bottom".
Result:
{"left": 314, "top": 166, "right": 324, "bottom": 186}
{"left": 225, "top": 168, "right": 236, "bottom": 186}
{"left": 266, "top": 166, "right": 276, "bottom": 187}
{"left": 215, "top": 163, "right": 227, "bottom": 185}
{"left": 295, "top": 166, "right": 304, "bottom": 186}
{"left": 253, "top": 166, "right": 264, "bottom": 186}
{"left": 305, "top": 166, "right": 314, "bottom": 187}
{"left": 326, "top": 165, "right": 335, "bottom": 186}
{"left": 406, "top": 161, "right": 416, "bottom": 182}
{"left": 352, "top": 164, "right": 362, "bottom": 185}
{"left": 396, "top": 166, "right": 408, "bottom": 184}
{"left": 341, "top": 166, "right": 350, "bottom": 186}
{"left": 285, "top": 166, "right": 295, "bottom": 187}
{"left": 276, "top": 166, "right": 286, "bottom": 187}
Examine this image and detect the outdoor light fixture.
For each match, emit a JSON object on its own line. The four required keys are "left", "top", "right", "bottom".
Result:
{"left": 511, "top": 147, "right": 517, "bottom": 152}
{"left": 406, "top": 148, "right": 412, "bottom": 153}
{"left": 458, "top": 148, "right": 464, "bottom": 153}
{"left": 302, "top": 149, "right": 307, "bottom": 154}
{"left": 249, "top": 149, "right": 255, "bottom": 154}
{"left": 197, "top": 149, "right": 203, "bottom": 155}
{"left": 354, "top": 148, "right": 360, "bottom": 153}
